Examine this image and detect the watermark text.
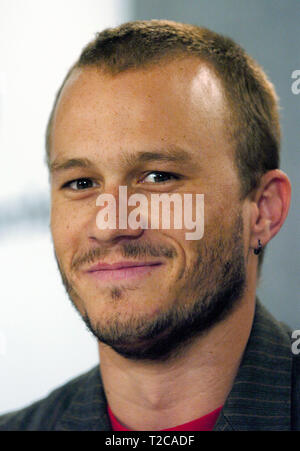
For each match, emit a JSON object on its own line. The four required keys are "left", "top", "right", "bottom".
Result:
{"left": 96, "top": 187, "right": 204, "bottom": 240}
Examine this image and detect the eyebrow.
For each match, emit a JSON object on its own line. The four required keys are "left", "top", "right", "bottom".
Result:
{"left": 49, "top": 147, "right": 194, "bottom": 174}
{"left": 50, "top": 157, "right": 93, "bottom": 173}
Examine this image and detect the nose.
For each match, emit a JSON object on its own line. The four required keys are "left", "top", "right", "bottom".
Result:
{"left": 88, "top": 185, "right": 146, "bottom": 245}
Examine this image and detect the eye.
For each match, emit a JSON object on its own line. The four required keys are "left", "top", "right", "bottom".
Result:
{"left": 62, "top": 178, "right": 98, "bottom": 190}
{"left": 140, "top": 171, "right": 180, "bottom": 184}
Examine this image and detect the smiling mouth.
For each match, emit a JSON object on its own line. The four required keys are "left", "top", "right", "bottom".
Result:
{"left": 86, "top": 261, "right": 163, "bottom": 281}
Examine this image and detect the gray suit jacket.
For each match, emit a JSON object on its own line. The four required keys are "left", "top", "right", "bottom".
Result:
{"left": 0, "top": 300, "right": 295, "bottom": 431}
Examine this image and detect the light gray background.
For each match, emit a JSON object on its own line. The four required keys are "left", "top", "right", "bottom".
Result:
{"left": 132, "top": 0, "right": 300, "bottom": 328}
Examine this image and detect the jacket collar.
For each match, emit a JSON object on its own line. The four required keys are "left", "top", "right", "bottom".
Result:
{"left": 54, "top": 365, "right": 111, "bottom": 431}
{"left": 213, "top": 299, "right": 292, "bottom": 430}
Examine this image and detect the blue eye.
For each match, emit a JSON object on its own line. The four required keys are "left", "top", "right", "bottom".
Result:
{"left": 141, "top": 172, "right": 180, "bottom": 183}
{"left": 63, "top": 178, "right": 98, "bottom": 190}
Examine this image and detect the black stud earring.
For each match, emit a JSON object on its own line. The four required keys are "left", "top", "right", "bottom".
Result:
{"left": 254, "top": 239, "right": 262, "bottom": 255}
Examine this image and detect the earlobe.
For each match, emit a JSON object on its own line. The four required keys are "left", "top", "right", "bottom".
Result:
{"left": 249, "top": 169, "right": 291, "bottom": 250}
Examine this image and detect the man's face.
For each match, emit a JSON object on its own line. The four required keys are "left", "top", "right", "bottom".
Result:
{"left": 50, "top": 58, "right": 248, "bottom": 360}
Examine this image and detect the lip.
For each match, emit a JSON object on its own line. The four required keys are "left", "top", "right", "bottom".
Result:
{"left": 86, "top": 261, "right": 163, "bottom": 281}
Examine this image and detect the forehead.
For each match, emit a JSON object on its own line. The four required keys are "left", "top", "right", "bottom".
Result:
{"left": 50, "top": 57, "right": 234, "bottom": 167}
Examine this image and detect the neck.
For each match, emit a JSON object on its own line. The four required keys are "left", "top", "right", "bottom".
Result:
{"left": 99, "top": 286, "right": 256, "bottom": 431}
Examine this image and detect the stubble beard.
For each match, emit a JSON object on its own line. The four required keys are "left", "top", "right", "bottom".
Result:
{"left": 55, "top": 212, "right": 246, "bottom": 362}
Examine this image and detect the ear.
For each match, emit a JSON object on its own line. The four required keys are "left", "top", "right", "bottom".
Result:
{"left": 249, "top": 169, "right": 291, "bottom": 252}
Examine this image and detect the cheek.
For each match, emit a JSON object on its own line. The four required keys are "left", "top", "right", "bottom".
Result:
{"left": 50, "top": 201, "right": 80, "bottom": 260}
{"left": 162, "top": 227, "right": 197, "bottom": 274}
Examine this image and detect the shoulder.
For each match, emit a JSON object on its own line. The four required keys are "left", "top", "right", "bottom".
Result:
{"left": 0, "top": 366, "right": 99, "bottom": 431}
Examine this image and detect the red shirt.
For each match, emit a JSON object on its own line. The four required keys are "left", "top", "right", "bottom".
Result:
{"left": 108, "top": 405, "right": 222, "bottom": 431}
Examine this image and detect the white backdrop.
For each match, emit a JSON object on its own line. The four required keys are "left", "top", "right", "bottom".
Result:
{"left": 0, "top": 0, "right": 131, "bottom": 415}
